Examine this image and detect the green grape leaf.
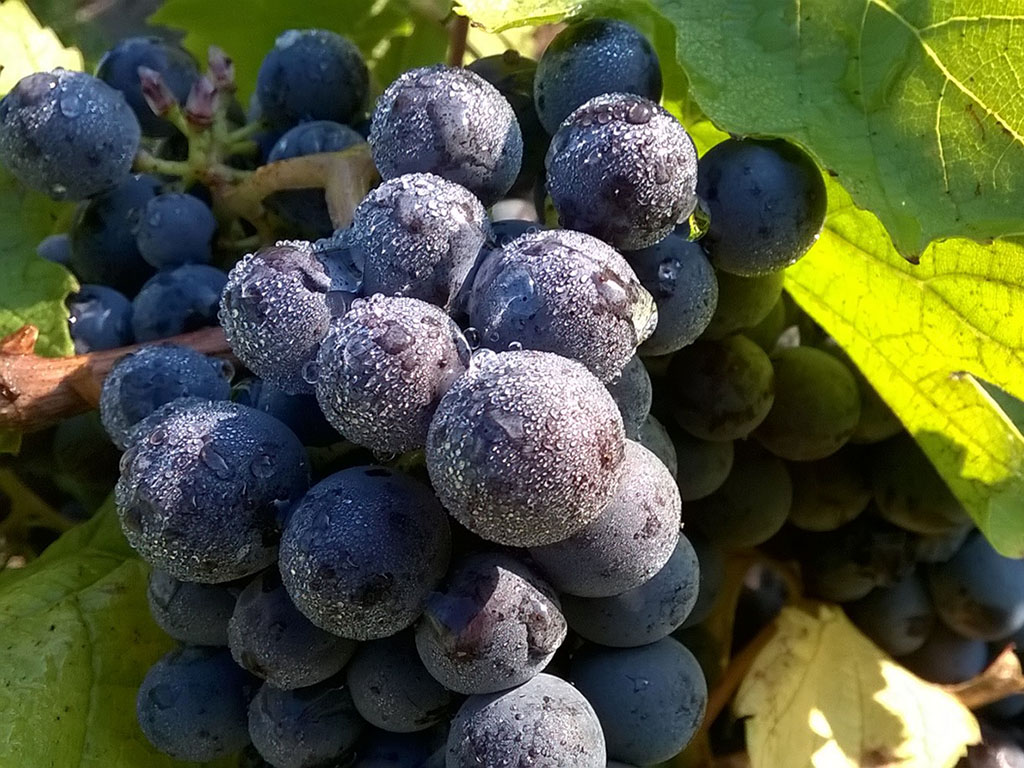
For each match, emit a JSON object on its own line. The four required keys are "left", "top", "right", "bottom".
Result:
{"left": 0, "top": 502, "right": 230, "bottom": 768}
{"left": 0, "top": 1, "right": 81, "bottom": 452}
{"left": 457, "top": 0, "right": 1024, "bottom": 257}
{"left": 785, "top": 175, "right": 1024, "bottom": 556}
{"left": 149, "top": 0, "right": 450, "bottom": 100}
{"left": 0, "top": 0, "right": 79, "bottom": 357}
{"left": 0, "top": 0, "right": 84, "bottom": 93}
{"left": 0, "top": 168, "right": 77, "bottom": 357}
{"left": 736, "top": 605, "right": 979, "bottom": 768}
{"left": 456, "top": 0, "right": 578, "bottom": 29}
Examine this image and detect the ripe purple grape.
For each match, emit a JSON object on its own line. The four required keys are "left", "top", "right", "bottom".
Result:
{"left": 446, "top": 673, "right": 606, "bottom": 768}
{"left": 228, "top": 568, "right": 357, "bottom": 690}
{"left": 545, "top": 93, "right": 697, "bottom": 250}
{"left": 426, "top": 350, "right": 626, "bottom": 547}
{"left": 347, "top": 630, "right": 455, "bottom": 731}
{"left": 116, "top": 399, "right": 310, "bottom": 582}
{"left": 315, "top": 295, "right": 469, "bottom": 455}
{"left": 220, "top": 241, "right": 333, "bottom": 394}
{"left": 279, "top": 466, "right": 451, "bottom": 640}
{"left": 529, "top": 440, "right": 680, "bottom": 598}
{"left": 370, "top": 65, "right": 523, "bottom": 206}
{"left": 414, "top": 552, "right": 566, "bottom": 694}
{"left": 467, "top": 229, "right": 656, "bottom": 382}
{"left": 350, "top": 173, "right": 490, "bottom": 309}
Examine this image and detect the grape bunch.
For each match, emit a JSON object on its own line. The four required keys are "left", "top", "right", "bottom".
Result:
{"left": 2, "top": 12, "right": 1021, "bottom": 768}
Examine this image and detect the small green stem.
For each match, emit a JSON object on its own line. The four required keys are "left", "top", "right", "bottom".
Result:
{"left": 226, "top": 139, "right": 259, "bottom": 156}
{"left": 224, "top": 120, "right": 267, "bottom": 144}
{"left": 133, "top": 151, "right": 192, "bottom": 179}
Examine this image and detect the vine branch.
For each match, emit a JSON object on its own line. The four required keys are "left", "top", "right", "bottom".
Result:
{"left": 0, "top": 325, "right": 234, "bottom": 435}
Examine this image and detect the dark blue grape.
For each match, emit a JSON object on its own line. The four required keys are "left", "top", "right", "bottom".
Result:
{"left": 315, "top": 295, "right": 469, "bottom": 455}
{"left": 732, "top": 568, "right": 789, "bottom": 654}
{"left": 257, "top": 29, "right": 369, "bottom": 129}
{"left": 530, "top": 440, "right": 680, "bottom": 598}
{"left": 963, "top": 724, "right": 1024, "bottom": 767}
{"left": 667, "top": 335, "right": 775, "bottom": 442}
{"left": 52, "top": 411, "right": 121, "bottom": 508}
{"left": 929, "top": 531, "right": 1024, "bottom": 641}
{"left": 353, "top": 728, "right": 446, "bottom": 768}
{"left": 67, "top": 284, "right": 133, "bottom": 353}
{"left": 248, "top": 678, "right": 366, "bottom": 768}
{"left": 546, "top": 93, "right": 697, "bottom": 250}
{"left": 700, "top": 269, "right": 785, "bottom": 340}
{"left": 279, "top": 466, "right": 451, "bottom": 640}
{"left": 679, "top": 531, "right": 726, "bottom": 628}
{"left": 467, "top": 229, "right": 655, "bottom": 382}
{"left": 534, "top": 18, "right": 661, "bottom": 135}
{"left": 135, "top": 192, "right": 217, "bottom": 268}
{"left": 313, "top": 225, "right": 365, "bottom": 306}
{"left": 69, "top": 173, "right": 160, "bottom": 293}
{"left": 686, "top": 444, "right": 792, "bottom": 548}
{"left": 147, "top": 569, "right": 238, "bottom": 646}
{"left": 788, "top": 449, "right": 872, "bottom": 532}
{"left": 900, "top": 624, "right": 987, "bottom": 683}
{"left": 347, "top": 630, "right": 454, "bottom": 732}
{"left": 915, "top": 525, "right": 972, "bottom": 563}
{"left": 229, "top": 568, "right": 357, "bottom": 690}
{"left": 220, "top": 241, "right": 333, "bottom": 394}
{"left": 697, "top": 138, "right": 827, "bottom": 275}
{"left": 0, "top": 69, "right": 140, "bottom": 200}
{"left": 605, "top": 355, "right": 652, "bottom": 440}
{"left": 370, "top": 65, "right": 523, "bottom": 206}
{"left": 637, "top": 414, "right": 678, "bottom": 478}
{"left": 414, "top": 552, "right": 565, "bottom": 695}
{"left": 743, "top": 296, "right": 787, "bottom": 352}
{"left": 845, "top": 569, "right": 935, "bottom": 656}
{"left": 446, "top": 673, "right": 606, "bottom": 768}
{"left": 99, "top": 344, "right": 232, "bottom": 448}
{"left": 570, "top": 638, "right": 706, "bottom": 765}
{"left": 871, "top": 434, "right": 971, "bottom": 535}
{"left": 673, "top": 433, "right": 733, "bottom": 501}
{"left": 561, "top": 535, "right": 699, "bottom": 647}
{"left": 350, "top": 173, "right": 490, "bottom": 309}
{"left": 754, "top": 346, "right": 862, "bottom": 461}
{"left": 452, "top": 217, "right": 540, "bottom": 317}
{"left": 96, "top": 36, "right": 199, "bottom": 136}
{"left": 624, "top": 233, "right": 717, "bottom": 355}
{"left": 116, "top": 399, "right": 310, "bottom": 582}
{"left": 426, "top": 350, "right": 625, "bottom": 547}
{"left": 234, "top": 378, "right": 339, "bottom": 447}
{"left": 132, "top": 264, "right": 227, "bottom": 341}
{"left": 801, "top": 514, "right": 917, "bottom": 602}
{"left": 466, "top": 50, "right": 547, "bottom": 196}
{"left": 137, "top": 646, "right": 257, "bottom": 761}
{"left": 266, "top": 120, "right": 366, "bottom": 238}
{"left": 37, "top": 233, "right": 71, "bottom": 264}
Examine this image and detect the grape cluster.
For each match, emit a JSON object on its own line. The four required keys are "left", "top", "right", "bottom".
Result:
{"left": 4, "top": 13, "right": 1022, "bottom": 768}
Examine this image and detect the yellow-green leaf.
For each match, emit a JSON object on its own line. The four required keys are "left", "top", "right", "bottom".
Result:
{"left": 786, "top": 177, "right": 1024, "bottom": 556}
{"left": 455, "top": 0, "right": 578, "bottom": 30}
{"left": 736, "top": 605, "right": 980, "bottom": 768}
{"left": 0, "top": 0, "right": 83, "bottom": 95}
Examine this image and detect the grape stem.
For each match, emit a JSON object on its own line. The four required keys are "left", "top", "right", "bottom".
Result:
{"left": 448, "top": 14, "right": 470, "bottom": 66}
{"left": 943, "top": 644, "right": 1024, "bottom": 709}
{"left": 0, "top": 325, "right": 235, "bottom": 435}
